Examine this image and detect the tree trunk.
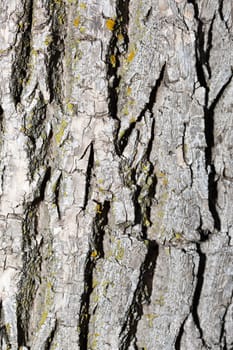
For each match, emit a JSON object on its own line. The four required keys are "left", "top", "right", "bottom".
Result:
{"left": 0, "top": 0, "right": 232, "bottom": 349}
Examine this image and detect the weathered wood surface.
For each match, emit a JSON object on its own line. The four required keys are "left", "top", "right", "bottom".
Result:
{"left": 0, "top": 0, "right": 232, "bottom": 349}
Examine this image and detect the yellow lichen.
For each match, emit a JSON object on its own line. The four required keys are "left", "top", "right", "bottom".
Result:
{"left": 122, "top": 106, "right": 129, "bottom": 115}
{"left": 143, "top": 219, "right": 151, "bottom": 227}
{"left": 95, "top": 203, "right": 102, "bottom": 214}
{"left": 145, "top": 313, "right": 158, "bottom": 327}
{"left": 44, "top": 35, "right": 52, "bottom": 46}
{"left": 5, "top": 323, "right": 11, "bottom": 334}
{"left": 80, "top": 26, "right": 86, "bottom": 33}
{"left": 175, "top": 233, "right": 182, "bottom": 240}
{"left": 55, "top": 119, "right": 68, "bottom": 144}
{"left": 106, "top": 18, "right": 115, "bottom": 31}
{"left": 92, "top": 279, "right": 98, "bottom": 288}
{"left": 93, "top": 293, "right": 99, "bottom": 303}
{"left": 165, "top": 247, "right": 170, "bottom": 256}
{"left": 38, "top": 310, "right": 48, "bottom": 328}
{"left": 110, "top": 54, "right": 116, "bottom": 67}
{"left": 118, "top": 33, "right": 124, "bottom": 41}
{"left": 130, "top": 117, "right": 136, "bottom": 123}
{"left": 155, "top": 295, "right": 165, "bottom": 306}
{"left": 126, "top": 86, "right": 132, "bottom": 96}
{"left": 91, "top": 250, "right": 98, "bottom": 258}
{"left": 67, "top": 102, "right": 74, "bottom": 112}
{"left": 80, "top": 2, "right": 87, "bottom": 9}
{"left": 119, "top": 130, "right": 125, "bottom": 139}
{"left": 73, "top": 16, "right": 80, "bottom": 27}
{"left": 58, "top": 14, "right": 64, "bottom": 25}
{"left": 127, "top": 49, "right": 136, "bottom": 63}
{"left": 115, "top": 240, "right": 124, "bottom": 260}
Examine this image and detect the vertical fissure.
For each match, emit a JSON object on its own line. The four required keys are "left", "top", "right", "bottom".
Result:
{"left": 11, "top": 0, "right": 34, "bottom": 105}
{"left": 175, "top": 316, "right": 188, "bottom": 350}
{"left": 17, "top": 167, "right": 51, "bottom": 346}
{"left": 118, "top": 63, "right": 166, "bottom": 155}
{"left": 105, "top": 0, "right": 130, "bottom": 155}
{"left": 83, "top": 143, "right": 94, "bottom": 211}
{"left": 189, "top": 1, "right": 224, "bottom": 231}
{"left": 44, "top": 318, "right": 58, "bottom": 350}
{"left": 119, "top": 241, "right": 159, "bottom": 349}
{"left": 78, "top": 201, "right": 110, "bottom": 350}
{"left": 47, "top": 0, "right": 66, "bottom": 105}
{"left": 191, "top": 243, "right": 206, "bottom": 347}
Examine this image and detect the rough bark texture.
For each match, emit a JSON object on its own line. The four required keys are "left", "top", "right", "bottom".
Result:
{"left": 0, "top": 0, "right": 233, "bottom": 349}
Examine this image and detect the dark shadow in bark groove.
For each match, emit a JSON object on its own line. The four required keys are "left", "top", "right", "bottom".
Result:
{"left": 175, "top": 316, "right": 188, "bottom": 350}
{"left": 17, "top": 167, "right": 51, "bottom": 346}
{"left": 219, "top": 289, "right": 233, "bottom": 350}
{"left": 11, "top": 0, "right": 34, "bottom": 105}
{"left": 0, "top": 302, "right": 11, "bottom": 349}
{"left": 47, "top": 0, "right": 66, "bottom": 105}
{"left": 191, "top": 243, "right": 206, "bottom": 347}
{"left": 118, "top": 63, "right": 166, "bottom": 155}
{"left": 205, "top": 73, "right": 233, "bottom": 231}
{"left": 44, "top": 318, "right": 58, "bottom": 350}
{"left": 78, "top": 201, "right": 110, "bottom": 350}
{"left": 119, "top": 240, "right": 158, "bottom": 349}
{"left": 83, "top": 143, "right": 94, "bottom": 211}
{"left": 189, "top": 0, "right": 233, "bottom": 231}
{"left": 106, "top": 0, "right": 130, "bottom": 148}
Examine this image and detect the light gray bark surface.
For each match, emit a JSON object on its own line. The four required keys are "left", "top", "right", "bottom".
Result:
{"left": 0, "top": 0, "right": 232, "bottom": 349}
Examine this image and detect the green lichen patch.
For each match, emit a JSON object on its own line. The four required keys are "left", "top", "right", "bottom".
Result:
{"left": 55, "top": 119, "right": 68, "bottom": 145}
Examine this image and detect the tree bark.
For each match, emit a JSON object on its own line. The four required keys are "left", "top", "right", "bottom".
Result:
{"left": 0, "top": 0, "right": 232, "bottom": 349}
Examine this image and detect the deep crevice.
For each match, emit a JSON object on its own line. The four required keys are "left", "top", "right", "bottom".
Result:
{"left": 44, "top": 318, "right": 58, "bottom": 350}
{"left": 0, "top": 303, "right": 11, "bottom": 350}
{"left": 78, "top": 201, "right": 110, "bottom": 350}
{"left": 189, "top": 0, "right": 231, "bottom": 231}
{"left": 31, "top": 166, "right": 51, "bottom": 207}
{"left": 46, "top": 0, "right": 66, "bottom": 105}
{"left": 219, "top": 290, "right": 233, "bottom": 349}
{"left": 17, "top": 167, "right": 51, "bottom": 346}
{"left": 54, "top": 173, "right": 62, "bottom": 219}
{"left": 204, "top": 73, "right": 233, "bottom": 231}
{"left": 119, "top": 241, "right": 158, "bottom": 349}
{"left": 134, "top": 184, "right": 142, "bottom": 226}
{"left": 11, "top": 0, "right": 34, "bottom": 105}
{"left": 175, "top": 316, "right": 188, "bottom": 350}
{"left": 118, "top": 63, "right": 166, "bottom": 155}
{"left": 218, "top": 0, "right": 230, "bottom": 31}
{"left": 83, "top": 143, "right": 94, "bottom": 211}
{"left": 106, "top": 0, "right": 130, "bottom": 119}
{"left": 191, "top": 243, "right": 206, "bottom": 347}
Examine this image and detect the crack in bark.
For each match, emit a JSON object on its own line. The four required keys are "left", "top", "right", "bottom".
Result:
{"left": 53, "top": 172, "right": 62, "bottom": 219}
{"left": 105, "top": 0, "right": 130, "bottom": 156}
{"left": 106, "top": 0, "right": 130, "bottom": 120}
{"left": 17, "top": 167, "right": 51, "bottom": 346}
{"left": 83, "top": 143, "right": 94, "bottom": 211}
{"left": 118, "top": 63, "right": 166, "bottom": 155}
{"left": 44, "top": 318, "right": 58, "bottom": 350}
{"left": 191, "top": 243, "right": 206, "bottom": 347}
{"left": 0, "top": 302, "right": 11, "bottom": 350}
{"left": 23, "top": 94, "right": 51, "bottom": 179}
{"left": 11, "top": 0, "right": 34, "bottom": 105}
{"left": 204, "top": 72, "right": 233, "bottom": 232}
{"left": 119, "top": 240, "right": 158, "bottom": 349}
{"left": 219, "top": 289, "right": 233, "bottom": 349}
{"left": 190, "top": 1, "right": 233, "bottom": 231}
{"left": 175, "top": 315, "right": 189, "bottom": 350}
{"left": 46, "top": 0, "right": 66, "bottom": 105}
{"left": 218, "top": 0, "right": 230, "bottom": 32}
{"left": 78, "top": 200, "right": 110, "bottom": 350}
